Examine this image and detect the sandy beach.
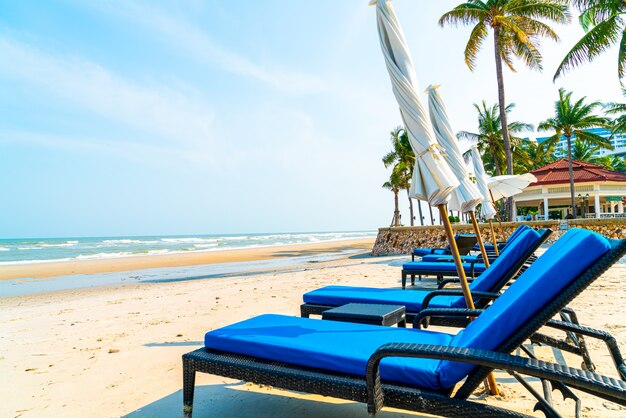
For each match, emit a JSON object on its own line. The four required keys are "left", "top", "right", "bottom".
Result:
{"left": 1, "top": 241, "right": 625, "bottom": 418}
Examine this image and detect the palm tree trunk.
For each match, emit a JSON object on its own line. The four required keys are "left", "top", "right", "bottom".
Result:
{"left": 406, "top": 188, "right": 414, "bottom": 226}
{"left": 567, "top": 136, "right": 576, "bottom": 219}
{"left": 417, "top": 198, "right": 424, "bottom": 226}
{"left": 393, "top": 189, "right": 401, "bottom": 226}
{"left": 493, "top": 26, "right": 514, "bottom": 221}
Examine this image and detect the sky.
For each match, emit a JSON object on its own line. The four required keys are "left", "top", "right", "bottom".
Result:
{"left": 0, "top": 0, "right": 621, "bottom": 238}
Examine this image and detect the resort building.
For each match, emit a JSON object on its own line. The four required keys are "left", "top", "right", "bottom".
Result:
{"left": 536, "top": 128, "right": 626, "bottom": 158}
{"left": 513, "top": 159, "right": 626, "bottom": 219}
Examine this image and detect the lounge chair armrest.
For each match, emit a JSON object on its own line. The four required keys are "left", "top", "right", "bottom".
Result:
{"left": 437, "top": 277, "right": 475, "bottom": 289}
{"left": 545, "top": 320, "right": 626, "bottom": 379}
{"left": 365, "top": 344, "right": 626, "bottom": 415}
{"left": 421, "top": 290, "right": 500, "bottom": 310}
{"left": 414, "top": 308, "right": 484, "bottom": 329}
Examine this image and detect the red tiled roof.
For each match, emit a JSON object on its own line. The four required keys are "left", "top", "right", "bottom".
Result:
{"left": 530, "top": 159, "right": 626, "bottom": 186}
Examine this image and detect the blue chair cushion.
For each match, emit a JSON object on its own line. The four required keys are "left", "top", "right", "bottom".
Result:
{"left": 303, "top": 285, "right": 459, "bottom": 312}
{"left": 421, "top": 254, "right": 479, "bottom": 262}
{"left": 402, "top": 261, "right": 487, "bottom": 274}
{"left": 438, "top": 229, "right": 612, "bottom": 387}
{"left": 204, "top": 313, "right": 455, "bottom": 390}
{"left": 473, "top": 225, "right": 529, "bottom": 251}
{"left": 413, "top": 248, "right": 448, "bottom": 257}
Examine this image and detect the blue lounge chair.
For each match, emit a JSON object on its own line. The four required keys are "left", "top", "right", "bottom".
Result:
{"left": 402, "top": 227, "right": 540, "bottom": 288}
{"left": 416, "top": 225, "right": 530, "bottom": 265}
{"left": 182, "top": 229, "right": 626, "bottom": 417}
{"left": 411, "top": 234, "right": 478, "bottom": 260}
{"left": 301, "top": 228, "right": 550, "bottom": 325}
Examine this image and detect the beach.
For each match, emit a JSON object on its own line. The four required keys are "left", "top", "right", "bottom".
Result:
{"left": 1, "top": 239, "right": 625, "bottom": 417}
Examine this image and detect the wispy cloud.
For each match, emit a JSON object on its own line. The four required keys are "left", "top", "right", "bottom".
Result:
{"left": 0, "top": 36, "right": 226, "bottom": 165}
{"left": 83, "top": 0, "right": 328, "bottom": 95}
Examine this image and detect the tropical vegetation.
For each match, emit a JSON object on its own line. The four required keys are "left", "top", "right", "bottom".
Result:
{"left": 439, "top": 0, "right": 570, "bottom": 220}
{"left": 555, "top": 0, "right": 626, "bottom": 81}
{"left": 382, "top": 128, "right": 416, "bottom": 227}
{"left": 538, "top": 88, "right": 612, "bottom": 218}
{"left": 457, "top": 101, "right": 534, "bottom": 177}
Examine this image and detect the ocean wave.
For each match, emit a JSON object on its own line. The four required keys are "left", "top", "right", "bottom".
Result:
{"left": 18, "top": 246, "right": 44, "bottom": 250}
{"left": 40, "top": 241, "right": 79, "bottom": 247}
{"left": 161, "top": 237, "right": 219, "bottom": 244}
{"left": 101, "top": 239, "right": 148, "bottom": 245}
{"left": 0, "top": 247, "right": 10, "bottom": 251}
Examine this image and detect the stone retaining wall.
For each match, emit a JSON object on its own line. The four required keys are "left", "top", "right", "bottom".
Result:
{"left": 371, "top": 219, "right": 626, "bottom": 256}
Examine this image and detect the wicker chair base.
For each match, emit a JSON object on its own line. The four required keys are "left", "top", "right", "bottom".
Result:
{"left": 182, "top": 348, "right": 531, "bottom": 418}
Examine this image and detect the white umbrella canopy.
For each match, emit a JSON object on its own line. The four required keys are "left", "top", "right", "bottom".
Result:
{"left": 469, "top": 145, "right": 497, "bottom": 220}
{"left": 374, "top": 0, "right": 458, "bottom": 206}
{"left": 426, "top": 85, "right": 482, "bottom": 213}
{"left": 487, "top": 173, "right": 538, "bottom": 201}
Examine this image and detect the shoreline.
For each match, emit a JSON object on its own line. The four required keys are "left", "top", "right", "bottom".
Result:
{"left": 0, "top": 237, "right": 375, "bottom": 280}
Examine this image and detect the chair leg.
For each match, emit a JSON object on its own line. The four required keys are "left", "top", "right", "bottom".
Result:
{"left": 300, "top": 305, "right": 309, "bottom": 318}
{"left": 411, "top": 274, "right": 415, "bottom": 286}
{"left": 183, "top": 358, "right": 196, "bottom": 418}
{"left": 401, "top": 271, "right": 406, "bottom": 289}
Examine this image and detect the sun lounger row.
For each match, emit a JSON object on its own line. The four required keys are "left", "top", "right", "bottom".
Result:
{"left": 182, "top": 229, "right": 626, "bottom": 417}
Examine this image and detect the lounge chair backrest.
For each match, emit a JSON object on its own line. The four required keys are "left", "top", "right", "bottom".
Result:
{"left": 448, "top": 228, "right": 544, "bottom": 308}
{"left": 498, "top": 224, "right": 530, "bottom": 252}
{"left": 437, "top": 229, "right": 613, "bottom": 387}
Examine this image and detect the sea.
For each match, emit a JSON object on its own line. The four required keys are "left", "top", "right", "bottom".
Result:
{"left": 0, "top": 230, "right": 377, "bottom": 265}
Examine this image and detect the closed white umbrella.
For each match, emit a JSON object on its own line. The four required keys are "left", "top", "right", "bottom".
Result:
{"left": 487, "top": 173, "right": 538, "bottom": 201}
{"left": 470, "top": 146, "right": 497, "bottom": 220}
{"left": 427, "top": 85, "right": 482, "bottom": 213}
{"left": 373, "top": 0, "right": 458, "bottom": 206}
{"left": 426, "top": 85, "right": 491, "bottom": 268}
{"left": 470, "top": 145, "right": 500, "bottom": 254}
{"left": 373, "top": 0, "right": 498, "bottom": 395}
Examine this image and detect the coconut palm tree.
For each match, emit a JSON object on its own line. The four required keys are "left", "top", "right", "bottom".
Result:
{"left": 382, "top": 164, "right": 409, "bottom": 227}
{"left": 594, "top": 154, "right": 626, "bottom": 171}
{"left": 604, "top": 89, "right": 626, "bottom": 135}
{"left": 519, "top": 138, "right": 557, "bottom": 170}
{"left": 383, "top": 127, "right": 420, "bottom": 225}
{"left": 440, "top": 0, "right": 570, "bottom": 219}
{"left": 538, "top": 88, "right": 612, "bottom": 218}
{"left": 457, "top": 101, "right": 534, "bottom": 176}
{"left": 555, "top": 0, "right": 626, "bottom": 80}
{"left": 571, "top": 138, "right": 603, "bottom": 162}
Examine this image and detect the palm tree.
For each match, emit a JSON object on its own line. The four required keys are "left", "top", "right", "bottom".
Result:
{"left": 570, "top": 138, "right": 603, "bottom": 162}
{"left": 555, "top": 0, "right": 626, "bottom": 80}
{"left": 383, "top": 128, "right": 419, "bottom": 225}
{"left": 538, "top": 88, "right": 612, "bottom": 218}
{"left": 519, "top": 138, "right": 557, "bottom": 170}
{"left": 382, "top": 164, "right": 409, "bottom": 227}
{"left": 458, "top": 101, "right": 534, "bottom": 176}
{"left": 440, "top": 0, "right": 570, "bottom": 220}
{"left": 595, "top": 155, "right": 626, "bottom": 171}
{"left": 604, "top": 88, "right": 626, "bottom": 135}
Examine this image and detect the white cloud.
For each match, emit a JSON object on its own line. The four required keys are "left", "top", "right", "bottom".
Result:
{"left": 0, "top": 36, "right": 226, "bottom": 166}
{"left": 82, "top": 0, "right": 328, "bottom": 95}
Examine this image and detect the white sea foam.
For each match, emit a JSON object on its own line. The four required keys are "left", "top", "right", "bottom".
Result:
{"left": 0, "top": 231, "right": 377, "bottom": 264}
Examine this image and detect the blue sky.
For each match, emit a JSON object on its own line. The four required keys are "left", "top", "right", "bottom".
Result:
{"left": 0, "top": 0, "right": 621, "bottom": 238}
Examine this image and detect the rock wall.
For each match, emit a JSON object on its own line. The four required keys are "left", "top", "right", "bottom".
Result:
{"left": 371, "top": 219, "right": 626, "bottom": 256}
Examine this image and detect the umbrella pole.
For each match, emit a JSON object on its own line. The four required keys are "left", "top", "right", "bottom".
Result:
{"left": 439, "top": 204, "right": 499, "bottom": 396}
{"left": 469, "top": 211, "right": 490, "bottom": 268}
{"left": 489, "top": 220, "right": 500, "bottom": 256}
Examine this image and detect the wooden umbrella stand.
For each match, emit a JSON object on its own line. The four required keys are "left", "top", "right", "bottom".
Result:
{"left": 488, "top": 219, "right": 500, "bottom": 256}
{"left": 438, "top": 205, "right": 499, "bottom": 395}
{"left": 468, "top": 211, "right": 490, "bottom": 268}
